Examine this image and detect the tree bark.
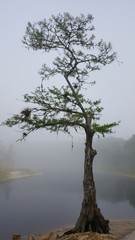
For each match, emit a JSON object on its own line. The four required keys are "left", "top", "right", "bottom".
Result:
{"left": 65, "top": 129, "right": 109, "bottom": 235}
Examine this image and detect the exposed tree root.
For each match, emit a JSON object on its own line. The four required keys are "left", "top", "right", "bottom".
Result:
{"left": 63, "top": 207, "right": 109, "bottom": 236}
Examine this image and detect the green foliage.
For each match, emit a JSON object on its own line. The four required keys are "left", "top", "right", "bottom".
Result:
{"left": 3, "top": 13, "right": 118, "bottom": 140}
{"left": 23, "top": 13, "right": 116, "bottom": 85}
{"left": 92, "top": 122, "right": 120, "bottom": 136}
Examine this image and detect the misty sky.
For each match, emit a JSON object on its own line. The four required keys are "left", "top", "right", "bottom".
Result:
{"left": 0, "top": 0, "right": 135, "bottom": 144}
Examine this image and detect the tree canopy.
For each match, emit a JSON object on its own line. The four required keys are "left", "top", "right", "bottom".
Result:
{"left": 3, "top": 13, "right": 118, "bottom": 139}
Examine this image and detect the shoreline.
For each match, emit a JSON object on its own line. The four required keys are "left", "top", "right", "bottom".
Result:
{"left": 2, "top": 169, "right": 134, "bottom": 239}
{"left": 19, "top": 220, "right": 135, "bottom": 240}
{"left": 0, "top": 168, "right": 42, "bottom": 183}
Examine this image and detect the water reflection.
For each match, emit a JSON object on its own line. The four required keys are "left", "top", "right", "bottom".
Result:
{"left": 95, "top": 172, "right": 135, "bottom": 207}
{"left": 0, "top": 171, "right": 135, "bottom": 206}
{"left": 0, "top": 170, "right": 135, "bottom": 240}
{"left": 1, "top": 170, "right": 135, "bottom": 206}
{"left": 0, "top": 181, "right": 11, "bottom": 200}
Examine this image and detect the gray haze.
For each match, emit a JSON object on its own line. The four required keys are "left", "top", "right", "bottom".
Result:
{"left": 0, "top": 135, "right": 135, "bottom": 176}
{"left": 0, "top": 0, "right": 135, "bottom": 173}
{"left": 0, "top": 1, "right": 135, "bottom": 142}
{"left": 1, "top": 136, "right": 135, "bottom": 201}
{"left": 0, "top": 3, "right": 135, "bottom": 238}
{"left": 1, "top": 136, "right": 135, "bottom": 239}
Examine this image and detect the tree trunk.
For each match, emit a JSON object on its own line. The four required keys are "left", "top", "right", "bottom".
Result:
{"left": 65, "top": 129, "right": 109, "bottom": 235}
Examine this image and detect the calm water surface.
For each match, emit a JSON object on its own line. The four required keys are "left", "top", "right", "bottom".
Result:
{"left": 0, "top": 171, "right": 135, "bottom": 240}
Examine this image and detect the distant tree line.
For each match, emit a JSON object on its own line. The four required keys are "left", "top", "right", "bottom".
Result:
{"left": 0, "top": 143, "right": 14, "bottom": 168}
{"left": 94, "top": 134, "right": 135, "bottom": 170}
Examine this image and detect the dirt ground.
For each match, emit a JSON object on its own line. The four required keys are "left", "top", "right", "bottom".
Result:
{"left": 109, "top": 220, "right": 135, "bottom": 239}
{"left": 24, "top": 220, "right": 135, "bottom": 240}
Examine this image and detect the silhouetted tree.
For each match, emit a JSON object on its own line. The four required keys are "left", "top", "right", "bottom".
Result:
{"left": 123, "top": 135, "right": 135, "bottom": 168}
{"left": 0, "top": 142, "right": 6, "bottom": 165}
{"left": 0, "top": 143, "right": 14, "bottom": 167}
{"left": 3, "top": 13, "right": 119, "bottom": 234}
{"left": 94, "top": 137, "right": 125, "bottom": 168}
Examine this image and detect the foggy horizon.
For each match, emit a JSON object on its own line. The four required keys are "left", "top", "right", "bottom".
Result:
{"left": 0, "top": 1, "right": 135, "bottom": 145}
{"left": 0, "top": 3, "right": 135, "bottom": 238}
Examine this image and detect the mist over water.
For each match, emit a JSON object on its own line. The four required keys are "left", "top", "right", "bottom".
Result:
{"left": 0, "top": 136, "right": 135, "bottom": 239}
{"left": 0, "top": 1, "right": 135, "bottom": 239}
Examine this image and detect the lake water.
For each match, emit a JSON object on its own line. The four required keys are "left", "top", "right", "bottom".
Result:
{"left": 0, "top": 171, "right": 135, "bottom": 240}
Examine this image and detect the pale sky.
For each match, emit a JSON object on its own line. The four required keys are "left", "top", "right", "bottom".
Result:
{"left": 0, "top": 0, "right": 135, "bottom": 143}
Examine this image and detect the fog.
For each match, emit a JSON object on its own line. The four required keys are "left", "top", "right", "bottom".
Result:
{"left": 0, "top": 2, "right": 135, "bottom": 238}
{"left": 1, "top": 134, "right": 134, "bottom": 171}
{"left": 1, "top": 135, "right": 135, "bottom": 202}
{"left": 1, "top": 136, "right": 135, "bottom": 239}
{"left": 0, "top": 0, "right": 135, "bottom": 144}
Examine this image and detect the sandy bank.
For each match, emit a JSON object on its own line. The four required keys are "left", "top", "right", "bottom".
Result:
{"left": 110, "top": 220, "right": 135, "bottom": 239}
{"left": 0, "top": 168, "right": 42, "bottom": 183}
{"left": 18, "top": 220, "right": 135, "bottom": 240}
